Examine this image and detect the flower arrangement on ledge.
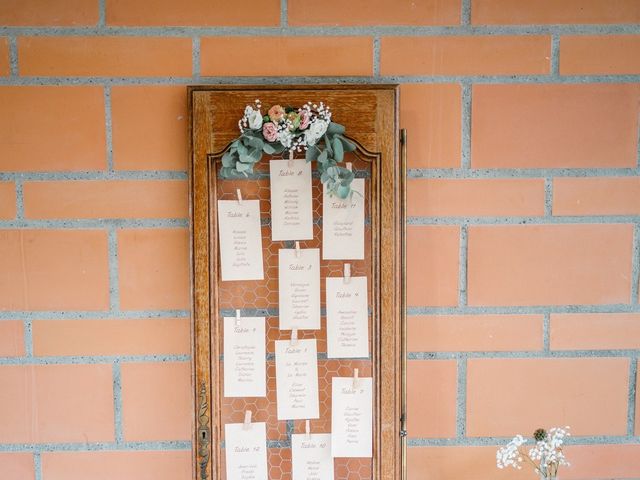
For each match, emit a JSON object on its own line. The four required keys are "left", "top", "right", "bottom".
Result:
{"left": 219, "top": 100, "right": 358, "bottom": 198}
{"left": 497, "top": 427, "right": 570, "bottom": 480}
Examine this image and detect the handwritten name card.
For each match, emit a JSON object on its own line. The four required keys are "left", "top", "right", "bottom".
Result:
{"left": 278, "top": 248, "right": 321, "bottom": 330}
{"left": 217, "top": 199, "right": 264, "bottom": 281}
{"left": 292, "top": 433, "right": 334, "bottom": 480}
{"left": 322, "top": 179, "right": 365, "bottom": 260}
{"left": 331, "top": 377, "right": 373, "bottom": 458}
{"left": 326, "top": 276, "right": 369, "bottom": 359}
{"left": 270, "top": 159, "right": 313, "bottom": 241}
{"left": 275, "top": 339, "right": 320, "bottom": 420}
{"left": 224, "top": 422, "right": 268, "bottom": 480}
{"left": 223, "top": 316, "right": 266, "bottom": 397}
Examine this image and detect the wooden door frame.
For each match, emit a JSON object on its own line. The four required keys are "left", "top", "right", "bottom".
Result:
{"left": 188, "top": 84, "right": 406, "bottom": 480}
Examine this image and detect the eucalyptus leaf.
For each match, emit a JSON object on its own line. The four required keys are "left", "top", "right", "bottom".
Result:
{"left": 318, "top": 149, "right": 328, "bottom": 165}
{"left": 326, "top": 122, "right": 345, "bottom": 135}
{"left": 221, "top": 149, "right": 237, "bottom": 167}
{"left": 271, "top": 143, "right": 286, "bottom": 154}
{"left": 262, "top": 142, "right": 276, "bottom": 154}
{"left": 236, "top": 161, "right": 250, "bottom": 172}
{"left": 332, "top": 136, "right": 344, "bottom": 162}
{"left": 338, "top": 135, "right": 357, "bottom": 152}
{"left": 335, "top": 184, "right": 350, "bottom": 199}
{"left": 306, "top": 145, "right": 320, "bottom": 162}
{"left": 243, "top": 134, "right": 264, "bottom": 150}
{"left": 323, "top": 134, "right": 333, "bottom": 156}
{"left": 236, "top": 141, "right": 248, "bottom": 156}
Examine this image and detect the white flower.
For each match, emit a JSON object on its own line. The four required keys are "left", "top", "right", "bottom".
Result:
{"left": 304, "top": 119, "right": 329, "bottom": 146}
{"left": 244, "top": 105, "right": 254, "bottom": 117}
{"left": 246, "top": 108, "right": 263, "bottom": 130}
{"left": 277, "top": 128, "right": 293, "bottom": 149}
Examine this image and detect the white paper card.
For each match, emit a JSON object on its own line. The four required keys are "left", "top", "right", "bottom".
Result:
{"left": 322, "top": 179, "right": 365, "bottom": 260}
{"left": 326, "top": 276, "right": 369, "bottom": 359}
{"left": 275, "top": 339, "right": 320, "bottom": 420}
{"left": 331, "top": 377, "right": 373, "bottom": 458}
{"left": 278, "top": 248, "right": 321, "bottom": 330}
{"left": 292, "top": 433, "right": 334, "bottom": 480}
{"left": 224, "top": 422, "right": 268, "bottom": 480}
{"left": 270, "top": 159, "right": 313, "bottom": 241}
{"left": 217, "top": 199, "right": 264, "bottom": 281}
{"left": 223, "top": 316, "right": 266, "bottom": 397}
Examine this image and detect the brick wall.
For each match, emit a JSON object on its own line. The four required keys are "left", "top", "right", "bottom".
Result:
{"left": 0, "top": 1, "right": 639, "bottom": 479}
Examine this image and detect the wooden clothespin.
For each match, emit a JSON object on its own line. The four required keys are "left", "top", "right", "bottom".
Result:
{"left": 343, "top": 263, "right": 351, "bottom": 284}
{"left": 345, "top": 162, "right": 353, "bottom": 172}
{"left": 290, "top": 327, "right": 298, "bottom": 347}
{"left": 352, "top": 368, "right": 359, "bottom": 389}
{"left": 305, "top": 419, "right": 311, "bottom": 440}
{"left": 288, "top": 149, "right": 295, "bottom": 168}
{"left": 243, "top": 410, "right": 252, "bottom": 430}
{"left": 295, "top": 241, "right": 301, "bottom": 258}
{"left": 235, "top": 309, "right": 241, "bottom": 327}
{"left": 236, "top": 188, "right": 243, "bottom": 205}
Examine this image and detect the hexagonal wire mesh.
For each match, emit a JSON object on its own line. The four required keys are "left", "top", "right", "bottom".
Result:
{"left": 214, "top": 151, "right": 375, "bottom": 480}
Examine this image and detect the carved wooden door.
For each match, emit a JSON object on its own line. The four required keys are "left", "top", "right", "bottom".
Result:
{"left": 189, "top": 85, "right": 405, "bottom": 480}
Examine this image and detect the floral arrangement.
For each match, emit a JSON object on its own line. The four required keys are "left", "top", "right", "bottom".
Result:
{"left": 497, "top": 427, "right": 570, "bottom": 479}
{"left": 220, "top": 100, "right": 358, "bottom": 198}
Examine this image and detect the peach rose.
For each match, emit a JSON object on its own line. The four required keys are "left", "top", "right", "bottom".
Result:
{"left": 268, "top": 105, "right": 285, "bottom": 122}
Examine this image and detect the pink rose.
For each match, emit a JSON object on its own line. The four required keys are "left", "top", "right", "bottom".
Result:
{"left": 268, "top": 105, "right": 285, "bottom": 122}
{"left": 262, "top": 122, "right": 278, "bottom": 142}
{"left": 299, "top": 110, "right": 310, "bottom": 130}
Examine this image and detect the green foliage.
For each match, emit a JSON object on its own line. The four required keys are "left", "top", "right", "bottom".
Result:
{"left": 219, "top": 120, "right": 357, "bottom": 198}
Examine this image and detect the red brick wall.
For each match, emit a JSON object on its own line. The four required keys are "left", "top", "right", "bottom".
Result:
{"left": 0, "top": 1, "right": 639, "bottom": 479}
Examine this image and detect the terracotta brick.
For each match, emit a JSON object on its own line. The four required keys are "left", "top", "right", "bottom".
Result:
{"left": 407, "top": 360, "right": 457, "bottom": 437}
{"left": 0, "top": 229, "right": 109, "bottom": 311}
{"left": 24, "top": 180, "right": 188, "bottom": 219}
{"left": 289, "top": 0, "right": 460, "bottom": 26}
{"left": 118, "top": 228, "right": 189, "bottom": 310}
{"left": 407, "top": 178, "right": 545, "bottom": 217}
{"left": 468, "top": 225, "right": 633, "bottom": 306}
{"left": 467, "top": 357, "right": 629, "bottom": 436}
{"left": 19, "top": 36, "right": 192, "bottom": 77}
{"left": 0, "top": 0, "right": 98, "bottom": 26}
{"left": 408, "top": 446, "right": 530, "bottom": 480}
{"left": 0, "top": 37, "right": 9, "bottom": 76}
{"left": 33, "top": 318, "right": 190, "bottom": 356}
{"left": 0, "top": 321, "right": 24, "bottom": 357}
{"left": 472, "top": 0, "right": 640, "bottom": 25}
{"left": 409, "top": 444, "right": 640, "bottom": 479}
{"left": 408, "top": 315, "right": 543, "bottom": 352}
{"left": 121, "top": 362, "right": 191, "bottom": 441}
{"left": 0, "top": 181, "right": 16, "bottom": 219}
{"left": 400, "top": 84, "right": 461, "bottom": 169}
{"left": 554, "top": 177, "right": 640, "bottom": 216}
{"left": 107, "top": 0, "right": 278, "bottom": 26}
{"left": 380, "top": 36, "right": 550, "bottom": 75}
{"left": 111, "top": 86, "right": 188, "bottom": 171}
{"left": 561, "top": 35, "right": 640, "bottom": 75}
{"left": 471, "top": 84, "right": 640, "bottom": 169}
{"left": 562, "top": 444, "right": 640, "bottom": 479}
{"left": 0, "top": 453, "right": 34, "bottom": 480}
{"left": 0, "top": 364, "right": 114, "bottom": 443}
{"left": 0, "top": 86, "right": 105, "bottom": 172}
{"left": 200, "top": 37, "right": 373, "bottom": 76}
{"left": 42, "top": 451, "right": 191, "bottom": 480}
{"left": 407, "top": 226, "right": 459, "bottom": 307}
{"left": 551, "top": 313, "right": 640, "bottom": 351}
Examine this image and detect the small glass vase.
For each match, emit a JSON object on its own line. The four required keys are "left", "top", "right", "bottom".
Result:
{"left": 539, "top": 470, "right": 557, "bottom": 480}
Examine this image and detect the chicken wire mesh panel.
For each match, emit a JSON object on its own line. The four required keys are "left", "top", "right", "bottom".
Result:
{"left": 213, "top": 152, "right": 375, "bottom": 480}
